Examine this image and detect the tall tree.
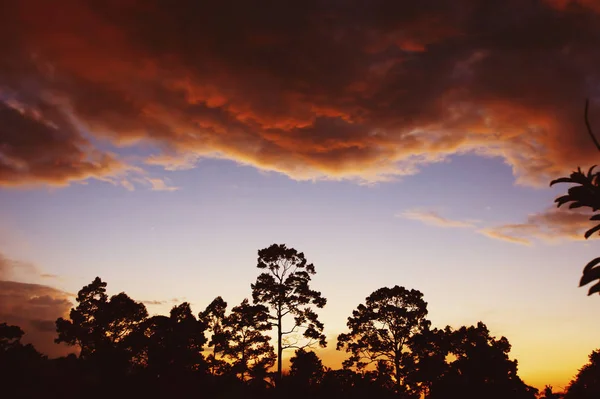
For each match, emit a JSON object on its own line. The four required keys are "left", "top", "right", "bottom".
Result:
{"left": 55, "top": 277, "right": 148, "bottom": 361}
{"left": 251, "top": 244, "right": 327, "bottom": 382}
{"left": 336, "top": 285, "right": 429, "bottom": 395}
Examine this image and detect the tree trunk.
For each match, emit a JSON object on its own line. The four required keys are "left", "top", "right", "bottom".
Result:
{"left": 277, "top": 312, "right": 283, "bottom": 383}
{"left": 395, "top": 355, "right": 401, "bottom": 392}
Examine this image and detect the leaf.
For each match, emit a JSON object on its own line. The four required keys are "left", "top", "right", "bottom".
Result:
{"left": 583, "top": 257, "right": 600, "bottom": 274}
{"left": 554, "top": 195, "right": 572, "bottom": 207}
{"left": 580, "top": 267, "right": 600, "bottom": 287}
{"left": 569, "top": 202, "right": 584, "bottom": 209}
{"left": 550, "top": 178, "right": 574, "bottom": 186}
{"left": 590, "top": 215, "right": 600, "bottom": 221}
{"left": 588, "top": 281, "right": 600, "bottom": 296}
{"left": 584, "top": 224, "right": 600, "bottom": 239}
{"left": 588, "top": 165, "right": 598, "bottom": 178}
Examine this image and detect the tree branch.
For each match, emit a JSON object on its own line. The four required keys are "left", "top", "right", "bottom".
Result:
{"left": 585, "top": 98, "right": 600, "bottom": 152}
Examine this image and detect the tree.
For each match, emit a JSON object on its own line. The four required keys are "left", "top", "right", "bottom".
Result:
{"left": 336, "top": 285, "right": 430, "bottom": 396}
{"left": 289, "top": 348, "right": 325, "bottom": 387}
{"left": 200, "top": 296, "right": 230, "bottom": 376}
{"left": 222, "top": 299, "right": 275, "bottom": 382}
{"left": 541, "top": 385, "right": 564, "bottom": 399}
{"left": 55, "top": 277, "right": 148, "bottom": 363}
{"left": 0, "top": 323, "right": 25, "bottom": 352}
{"left": 251, "top": 243, "right": 327, "bottom": 382}
{"left": 0, "top": 323, "right": 46, "bottom": 398}
{"left": 407, "top": 326, "right": 452, "bottom": 397}
{"left": 564, "top": 350, "right": 600, "bottom": 399}
{"left": 429, "top": 322, "right": 537, "bottom": 399}
{"left": 135, "top": 302, "right": 207, "bottom": 378}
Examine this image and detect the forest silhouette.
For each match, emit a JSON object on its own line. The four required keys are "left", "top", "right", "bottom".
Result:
{"left": 1, "top": 243, "right": 599, "bottom": 399}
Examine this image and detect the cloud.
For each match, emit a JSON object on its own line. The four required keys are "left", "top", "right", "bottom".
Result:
{"left": 0, "top": 253, "right": 74, "bottom": 357}
{"left": 0, "top": 1, "right": 599, "bottom": 187}
{"left": 0, "top": 253, "right": 38, "bottom": 280}
{"left": 478, "top": 208, "right": 593, "bottom": 245}
{"left": 142, "top": 300, "right": 165, "bottom": 306}
{"left": 146, "top": 178, "right": 179, "bottom": 192}
{"left": 398, "top": 207, "right": 593, "bottom": 245}
{"left": 399, "top": 209, "right": 476, "bottom": 228}
{"left": 0, "top": 100, "right": 127, "bottom": 187}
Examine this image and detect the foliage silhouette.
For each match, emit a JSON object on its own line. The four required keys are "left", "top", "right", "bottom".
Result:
{"left": 55, "top": 277, "right": 148, "bottom": 360}
{"left": 564, "top": 350, "right": 600, "bottom": 399}
{"left": 337, "top": 285, "right": 429, "bottom": 396}
{"left": 132, "top": 302, "right": 207, "bottom": 378}
{"left": 289, "top": 348, "right": 325, "bottom": 388}
{"left": 222, "top": 298, "right": 275, "bottom": 382}
{"left": 550, "top": 101, "right": 600, "bottom": 295}
{"left": 541, "top": 385, "right": 564, "bottom": 399}
{"left": 429, "top": 322, "right": 538, "bottom": 399}
{"left": 1, "top": 264, "right": 598, "bottom": 398}
{"left": 251, "top": 243, "right": 327, "bottom": 382}
{"left": 200, "top": 296, "right": 231, "bottom": 376}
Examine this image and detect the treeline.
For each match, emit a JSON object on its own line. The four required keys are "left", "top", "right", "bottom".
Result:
{"left": 0, "top": 244, "right": 598, "bottom": 398}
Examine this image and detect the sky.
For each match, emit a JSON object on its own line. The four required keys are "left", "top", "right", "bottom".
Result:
{"left": 1, "top": 0, "right": 600, "bottom": 391}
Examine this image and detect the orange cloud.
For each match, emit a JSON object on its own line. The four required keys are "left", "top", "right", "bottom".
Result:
{"left": 397, "top": 207, "right": 593, "bottom": 245}
{"left": 399, "top": 209, "right": 477, "bottom": 228}
{"left": 1, "top": 1, "right": 599, "bottom": 186}
{"left": 478, "top": 208, "right": 593, "bottom": 245}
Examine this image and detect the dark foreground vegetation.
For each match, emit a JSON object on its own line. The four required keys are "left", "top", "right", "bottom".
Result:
{"left": 1, "top": 243, "right": 598, "bottom": 399}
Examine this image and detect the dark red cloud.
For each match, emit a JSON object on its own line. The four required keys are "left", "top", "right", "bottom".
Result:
{"left": 1, "top": 0, "right": 599, "bottom": 186}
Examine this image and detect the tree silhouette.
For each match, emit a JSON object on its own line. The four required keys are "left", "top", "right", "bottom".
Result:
{"left": 541, "top": 385, "right": 564, "bottom": 399}
{"left": 251, "top": 244, "right": 327, "bottom": 383}
{"left": 407, "top": 326, "right": 452, "bottom": 397}
{"left": 564, "top": 350, "right": 600, "bottom": 399}
{"left": 222, "top": 299, "right": 275, "bottom": 382}
{"left": 430, "top": 322, "right": 537, "bottom": 399}
{"left": 135, "top": 302, "right": 207, "bottom": 378}
{"left": 55, "top": 277, "right": 148, "bottom": 365}
{"left": 200, "top": 296, "right": 230, "bottom": 376}
{"left": 0, "top": 323, "right": 25, "bottom": 351}
{"left": 336, "top": 285, "right": 430, "bottom": 396}
{"left": 289, "top": 348, "right": 325, "bottom": 387}
{"left": 0, "top": 323, "right": 46, "bottom": 398}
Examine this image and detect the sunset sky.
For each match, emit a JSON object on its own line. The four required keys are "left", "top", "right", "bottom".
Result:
{"left": 2, "top": 0, "right": 600, "bottom": 391}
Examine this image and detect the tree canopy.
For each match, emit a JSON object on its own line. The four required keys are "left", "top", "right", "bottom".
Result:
{"left": 251, "top": 243, "right": 327, "bottom": 382}
{"left": 337, "top": 285, "right": 429, "bottom": 396}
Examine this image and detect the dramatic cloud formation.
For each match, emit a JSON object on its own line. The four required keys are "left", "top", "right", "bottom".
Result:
{"left": 479, "top": 207, "right": 593, "bottom": 245}
{"left": 399, "top": 209, "right": 476, "bottom": 228}
{"left": 1, "top": 0, "right": 599, "bottom": 187}
{"left": 0, "top": 254, "right": 74, "bottom": 357}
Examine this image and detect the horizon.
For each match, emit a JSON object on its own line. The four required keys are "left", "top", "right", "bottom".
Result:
{"left": 2, "top": 0, "right": 600, "bottom": 393}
